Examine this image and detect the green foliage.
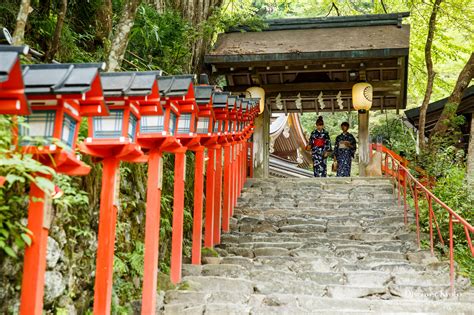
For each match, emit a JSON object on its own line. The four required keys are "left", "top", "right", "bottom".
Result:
{"left": 201, "top": 247, "right": 219, "bottom": 258}
{"left": 414, "top": 165, "right": 473, "bottom": 282}
{"left": 126, "top": 6, "right": 196, "bottom": 73}
{"left": 0, "top": 116, "right": 56, "bottom": 259}
{"left": 369, "top": 112, "right": 417, "bottom": 160}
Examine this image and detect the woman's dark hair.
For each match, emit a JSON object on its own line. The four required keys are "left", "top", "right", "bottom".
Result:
{"left": 341, "top": 122, "right": 350, "bottom": 128}
{"left": 316, "top": 116, "right": 324, "bottom": 126}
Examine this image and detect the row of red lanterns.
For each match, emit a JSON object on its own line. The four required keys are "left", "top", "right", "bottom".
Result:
{"left": 0, "top": 45, "right": 260, "bottom": 314}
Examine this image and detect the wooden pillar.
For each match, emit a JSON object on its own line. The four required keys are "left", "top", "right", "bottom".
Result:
{"left": 170, "top": 150, "right": 186, "bottom": 284}
{"left": 20, "top": 180, "right": 51, "bottom": 315}
{"left": 141, "top": 150, "right": 162, "bottom": 314}
{"left": 358, "top": 111, "right": 370, "bottom": 177}
{"left": 93, "top": 157, "right": 120, "bottom": 315}
{"left": 467, "top": 114, "right": 474, "bottom": 188}
{"left": 222, "top": 143, "right": 231, "bottom": 232}
{"left": 252, "top": 108, "right": 270, "bottom": 178}
{"left": 213, "top": 145, "right": 223, "bottom": 245}
{"left": 204, "top": 147, "right": 215, "bottom": 248}
{"left": 191, "top": 148, "right": 205, "bottom": 264}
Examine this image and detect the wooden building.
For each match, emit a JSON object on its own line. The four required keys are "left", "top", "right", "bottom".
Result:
{"left": 205, "top": 13, "right": 410, "bottom": 177}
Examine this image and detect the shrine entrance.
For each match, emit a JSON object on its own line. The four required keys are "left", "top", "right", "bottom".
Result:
{"left": 205, "top": 12, "right": 410, "bottom": 177}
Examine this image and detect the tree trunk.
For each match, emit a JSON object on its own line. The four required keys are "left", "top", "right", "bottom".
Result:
{"left": 95, "top": 0, "right": 113, "bottom": 42}
{"left": 146, "top": 0, "right": 164, "bottom": 13}
{"left": 417, "top": 0, "right": 442, "bottom": 150}
{"left": 430, "top": 53, "right": 474, "bottom": 137}
{"left": 45, "top": 0, "right": 68, "bottom": 62}
{"left": 106, "top": 0, "right": 142, "bottom": 72}
{"left": 467, "top": 115, "right": 474, "bottom": 186}
{"left": 12, "top": 0, "right": 32, "bottom": 45}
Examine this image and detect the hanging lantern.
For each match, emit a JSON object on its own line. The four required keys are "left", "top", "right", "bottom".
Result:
{"left": 245, "top": 87, "right": 265, "bottom": 114}
{"left": 352, "top": 82, "right": 373, "bottom": 113}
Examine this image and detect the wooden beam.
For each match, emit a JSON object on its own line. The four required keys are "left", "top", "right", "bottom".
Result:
{"left": 229, "top": 80, "right": 401, "bottom": 93}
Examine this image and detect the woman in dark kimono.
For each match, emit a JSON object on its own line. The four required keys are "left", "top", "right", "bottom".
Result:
{"left": 306, "top": 116, "right": 332, "bottom": 177}
{"left": 334, "top": 122, "right": 357, "bottom": 177}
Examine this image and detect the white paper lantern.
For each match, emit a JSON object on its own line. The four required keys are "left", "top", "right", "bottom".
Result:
{"left": 352, "top": 82, "right": 373, "bottom": 112}
{"left": 246, "top": 87, "right": 265, "bottom": 114}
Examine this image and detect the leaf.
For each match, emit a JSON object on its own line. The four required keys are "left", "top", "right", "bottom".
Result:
{"left": 34, "top": 176, "right": 55, "bottom": 194}
{"left": 21, "top": 233, "right": 32, "bottom": 246}
{"left": 0, "top": 228, "right": 8, "bottom": 238}
{"left": 3, "top": 246, "right": 17, "bottom": 258}
{"left": 5, "top": 174, "right": 25, "bottom": 186}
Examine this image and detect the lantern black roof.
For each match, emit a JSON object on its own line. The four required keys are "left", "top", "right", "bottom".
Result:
{"left": 0, "top": 45, "right": 28, "bottom": 82}
{"left": 21, "top": 63, "right": 105, "bottom": 94}
{"left": 241, "top": 98, "right": 253, "bottom": 112}
{"left": 158, "top": 75, "right": 194, "bottom": 97}
{"left": 212, "top": 92, "right": 230, "bottom": 108}
{"left": 100, "top": 71, "right": 162, "bottom": 97}
{"left": 227, "top": 96, "right": 238, "bottom": 109}
{"left": 194, "top": 85, "right": 214, "bottom": 105}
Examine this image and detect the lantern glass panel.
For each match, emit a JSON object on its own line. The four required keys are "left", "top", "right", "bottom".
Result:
{"left": 140, "top": 115, "right": 164, "bottom": 133}
{"left": 93, "top": 109, "right": 123, "bottom": 138}
{"left": 128, "top": 113, "right": 138, "bottom": 140}
{"left": 61, "top": 114, "right": 77, "bottom": 148}
{"left": 196, "top": 117, "right": 209, "bottom": 134}
{"left": 214, "top": 121, "right": 219, "bottom": 133}
{"left": 177, "top": 113, "right": 192, "bottom": 134}
{"left": 20, "top": 110, "right": 56, "bottom": 145}
{"left": 169, "top": 112, "right": 177, "bottom": 135}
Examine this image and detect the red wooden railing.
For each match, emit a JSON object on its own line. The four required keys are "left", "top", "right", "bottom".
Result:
{"left": 372, "top": 144, "right": 474, "bottom": 294}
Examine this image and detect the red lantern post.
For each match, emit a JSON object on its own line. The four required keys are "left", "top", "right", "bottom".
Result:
{"left": 192, "top": 84, "right": 217, "bottom": 264}
{"left": 155, "top": 75, "right": 199, "bottom": 285}
{"left": 209, "top": 92, "right": 230, "bottom": 245}
{"left": 222, "top": 95, "right": 239, "bottom": 232}
{"left": 18, "top": 62, "right": 107, "bottom": 315}
{"left": 80, "top": 71, "right": 156, "bottom": 315}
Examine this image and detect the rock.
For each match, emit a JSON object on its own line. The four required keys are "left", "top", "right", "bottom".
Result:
{"left": 44, "top": 271, "right": 66, "bottom": 304}
{"left": 46, "top": 237, "right": 61, "bottom": 269}
{"left": 202, "top": 257, "right": 222, "bottom": 265}
{"left": 279, "top": 224, "right": 326, "bottom": 233}
{"left": 182, "top": 264, "right": 202, "bottom": 277}
{"left": 57, "top": 296, "right": 77, "bottom": 315}
{"left": 407, "top": 251, "right": 439, "bottom": 265}
{"left": 254, "top": 247, "right": 289, "bottom": 257}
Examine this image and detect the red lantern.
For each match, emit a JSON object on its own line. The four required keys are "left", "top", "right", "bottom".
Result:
{"left": 0, "top": 45, "right": 30, "bottom": 115}
{"left": 80, "top": 71, "right": 164, "bottom": 315}
{"left": 18, "top": 62, "right": 106, "bottom": 315}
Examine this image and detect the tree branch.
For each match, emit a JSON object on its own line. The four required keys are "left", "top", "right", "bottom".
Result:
{"left": 418, "top": 0, "right": 442, "bottom": 149}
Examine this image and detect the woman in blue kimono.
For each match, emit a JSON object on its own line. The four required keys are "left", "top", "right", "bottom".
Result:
{"left": 334, "top": 122, "right": 357, "bottom": 177}
{"left": 306, "top": 116, "right": 332, "bottom": 177}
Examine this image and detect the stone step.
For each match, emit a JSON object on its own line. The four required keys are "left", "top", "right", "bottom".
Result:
{"left": 248, "top": 294, "right": 474, "bottom": 314}
{"left": 163, "top": 177, "right": 472, "bottom": 313}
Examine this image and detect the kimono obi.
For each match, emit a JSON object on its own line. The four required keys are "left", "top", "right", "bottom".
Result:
{"left": 313, "top": 138, "right": 326, "bottom": 148}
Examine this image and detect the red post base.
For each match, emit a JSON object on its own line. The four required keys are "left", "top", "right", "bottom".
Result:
{"left": 20, "top": 181, "right": 50, "bottom": 315}
{"left": 192, "top": 148, "right": 205, "bottom": 264}
{"left": 204, "top": 147, "right": 215, "bottom": 248}
{"left": 170, "top": 150, "right": 186, "bottom": 284}
{"left": 93, "top": 158, "right": 120, "bottom": 315}
{"left": 141, "top": 150, "right": 163, "bottom": 314}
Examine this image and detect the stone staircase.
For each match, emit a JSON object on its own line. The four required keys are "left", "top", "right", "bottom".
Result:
{"left": 161, "top": 178, "right": 473, "bottom": 314}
